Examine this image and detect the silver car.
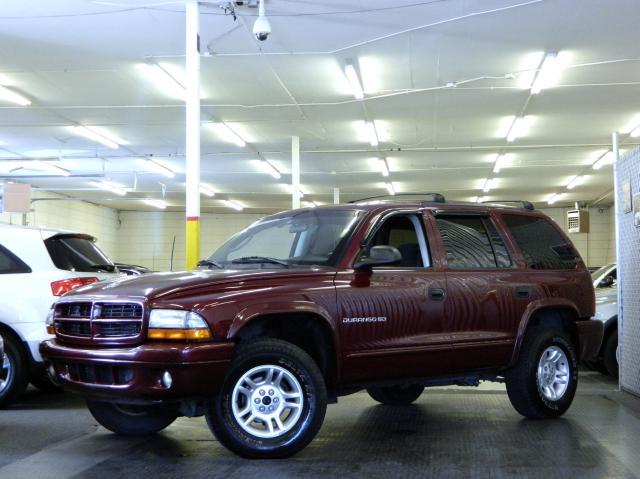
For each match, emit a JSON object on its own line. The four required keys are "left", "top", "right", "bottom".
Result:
{"left": 589, "top": 264, "right": 618, "bottom": 376}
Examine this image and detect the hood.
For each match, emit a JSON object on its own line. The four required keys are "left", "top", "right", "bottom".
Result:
{"left": 62, "top": 266, "right": 335, "bottom": 301}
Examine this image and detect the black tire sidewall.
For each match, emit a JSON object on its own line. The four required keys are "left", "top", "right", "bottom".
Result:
{"left": 86, "top": 400, "right": 177, "bottom": 436}
{"left": 528, "top": 331, "right": 578, "bottom": 415}
{"left": 603, "top": 331, "right": 619, "bottom": 377}
{"left": 0, "top": 334, "right": 29, "bottom": 408}
{"left": 208, "top": 340, "right": 326, "bottom": 458}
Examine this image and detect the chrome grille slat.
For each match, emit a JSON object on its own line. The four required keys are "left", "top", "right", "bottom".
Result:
{"left": 54, "top": 300, "right": 144, "bottom": 342}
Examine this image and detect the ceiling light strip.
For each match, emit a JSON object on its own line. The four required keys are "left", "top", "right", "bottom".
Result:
{"left": 69, "top": 125, "right": 120, "bottom": 149}
{"left": 344, "top": 59, "right": 364, "bottom": 100}
{"left": 145, "top": 159, "right": 175, "bottom": 178}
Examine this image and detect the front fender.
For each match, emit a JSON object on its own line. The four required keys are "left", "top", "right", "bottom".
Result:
{"left": 509, "top": 298, "right": 581, "bottom": 367}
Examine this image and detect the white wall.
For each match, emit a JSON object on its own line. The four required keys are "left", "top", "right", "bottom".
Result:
{"left": 0, "top": 191, "right": 119, "bottom": 257}
{"left": 1, "top": 195, "right": 616, "bottom": 271}
{"left": 539, "top": 206, "right": 616, "bottom": 268}
{"left": 115, "top": 211, "right": 264, "bottom": 271}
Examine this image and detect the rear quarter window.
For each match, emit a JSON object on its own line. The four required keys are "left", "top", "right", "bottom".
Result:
{"left": 0, "top": 244, "right": 32, "bottom": 274}
{"left": 502, "top": 215, "right": 578, "bottom": 270}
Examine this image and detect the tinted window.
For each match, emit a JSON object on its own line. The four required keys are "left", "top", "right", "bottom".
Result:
{"left": 503, "top": 215, "right": 578, "bottom": 270}
{"left": 44, "top": 235, "right": 115, "bottom": 272}
{"left": 0, "top": 244, "right": 31, "bottom": 274}
{"left": 436, "top": 216, "right": 511, "bottom": 269}
{"left": 365, "top": 215, "right": 429, "bottom": 268}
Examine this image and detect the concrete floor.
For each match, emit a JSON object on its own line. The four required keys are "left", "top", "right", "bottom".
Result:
{"left": 0, "top": 370, "right": 638, "bottom": 479}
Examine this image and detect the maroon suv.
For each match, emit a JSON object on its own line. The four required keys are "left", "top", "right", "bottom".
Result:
{"left": 41, "top": 195, "right": 603, "bottom": 458}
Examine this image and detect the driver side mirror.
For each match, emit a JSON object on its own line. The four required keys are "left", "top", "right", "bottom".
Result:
{"left": 354, "top": 245, "right": 402, "bottom": 271}
{"left": 598, "top": 275, "right": 615, "bottom": 288}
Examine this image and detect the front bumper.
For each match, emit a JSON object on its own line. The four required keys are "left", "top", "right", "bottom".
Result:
{"left": 576, "top": 319, "right": 604, "bottom": 361}
{"left": 40, "top": 339, "right": 234, "bottom": 404}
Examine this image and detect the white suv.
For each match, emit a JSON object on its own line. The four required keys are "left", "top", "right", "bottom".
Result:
{"left": 0, "top": 224, "right": 121, "bottom": 407}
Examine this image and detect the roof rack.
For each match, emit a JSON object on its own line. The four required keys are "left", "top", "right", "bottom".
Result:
{"left": 480, "top": 200, "right": 535, "bottom": 211}
{"left": 350, "top": 192, "right": 446, "bottom": 204}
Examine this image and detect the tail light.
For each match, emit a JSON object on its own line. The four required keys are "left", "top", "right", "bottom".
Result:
{"left": 51, "top": 277, "right": 99, "bottom": 296}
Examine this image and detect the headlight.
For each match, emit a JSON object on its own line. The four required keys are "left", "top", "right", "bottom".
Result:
{"left": 46, "top": 307, "right": 55, "bottom": 335}
{"left": 148, "top": 309, "right": 212, "bottom": 340}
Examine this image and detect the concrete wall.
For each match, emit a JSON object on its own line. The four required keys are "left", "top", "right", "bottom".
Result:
{"left": 0, "top": 193, "right": 617, "bottom": 271}
{"left": 0, "top": 191, "right": 119, "bottom": 258}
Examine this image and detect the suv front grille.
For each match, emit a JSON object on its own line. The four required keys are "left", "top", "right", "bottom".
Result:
{"left": 54, "top": 301, "right": 144, "bottom": 343}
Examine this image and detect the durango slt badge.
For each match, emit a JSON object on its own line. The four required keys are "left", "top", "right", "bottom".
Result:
{"left": 342, "top": 317, "right": 387, "bottom": 324}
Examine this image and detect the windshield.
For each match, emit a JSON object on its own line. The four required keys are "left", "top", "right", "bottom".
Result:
{"left": 207, "top": 209, "right": 363, "bottom": 268}
{"left": 591, "top": 264, "right": 615, "bottom": 281}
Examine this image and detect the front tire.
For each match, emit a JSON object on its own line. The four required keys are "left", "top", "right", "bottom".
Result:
{"left": 506, "top": 327, "right": 578, "bottom": 419}
{"left": 206, "top": 338, "right": 327, "bottom": 459}
{"left": 0, "top": 334, "right": 29, "bottom": 408}
{"left": 367, "top": 384, "right": 424, "bottom": 405}
{"left": 86, "top": 400, "right": 177, "bottom": 436}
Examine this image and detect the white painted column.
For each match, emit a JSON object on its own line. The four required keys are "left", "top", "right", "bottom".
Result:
{"left": 185, "top": 0, "right": 201, "bottom": 269}
{"left": 292, "top": 136, "right": 300, "bottom": 209}
{"left": 612, "top": 130, "right": 622, "bottom": 391}
{"left": 333, "top": 187, "right": 340, "bottom": 204}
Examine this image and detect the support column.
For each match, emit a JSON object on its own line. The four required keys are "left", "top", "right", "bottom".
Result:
{"left": 333, "top": 187, "right": 340, "bottom": 204}
{"left": 185, "top": 0, "right": 201, "bottom": 269}
{"left": 612, "top": 131, "right": 622, "bottom": 391}
{"left": 292, "top": 136, "right": 300, "bottom": 209}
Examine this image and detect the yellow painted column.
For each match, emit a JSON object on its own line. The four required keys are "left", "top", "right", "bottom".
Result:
{"left": 186, "top": 216, "right": 200, "bottom": 270}
{"left": 184, "top": 0, "right": 200, "bottom": 270}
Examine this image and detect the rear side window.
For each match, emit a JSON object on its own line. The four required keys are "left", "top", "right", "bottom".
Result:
{"left": 44, "top": 235, "right": 115, "bottom": 273}
{"left": 436, "top": 216, "right": 511, "bottom": 269}
{"left": 0, "top": 244, "right": 31, "bottom": 274}
{"left": 502, "top": 215, "right": 578, "bottom": 270}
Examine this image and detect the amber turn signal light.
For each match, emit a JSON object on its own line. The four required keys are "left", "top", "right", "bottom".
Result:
{"left": 46, "top": 326, "right": 55, "bottom": 335}
{"left": 147, "top": 328, "right": 212, "bottom": 340}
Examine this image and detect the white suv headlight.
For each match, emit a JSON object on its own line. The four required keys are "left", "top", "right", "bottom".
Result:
{"left": 148, "top": 309, "right": 212, "bottom": 340}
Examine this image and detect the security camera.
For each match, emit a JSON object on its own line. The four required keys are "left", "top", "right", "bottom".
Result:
{"left": 253, "top": 14, "right": 271, "bottom": 41}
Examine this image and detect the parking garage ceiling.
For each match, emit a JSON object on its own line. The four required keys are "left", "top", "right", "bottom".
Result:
{"left": 0, "top": 0, "right": 638, "bottom": 212}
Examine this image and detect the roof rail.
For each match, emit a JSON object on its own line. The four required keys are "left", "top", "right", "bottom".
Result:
{"left": 350, "top": 192, "right": 446, "bottom": 204}
{"left": 480, "top": 200, "right": 535, "bottom": 211}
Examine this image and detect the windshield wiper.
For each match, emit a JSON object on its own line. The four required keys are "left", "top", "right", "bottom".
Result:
{"left": 231, "top": 256, "right": 291, "bottom": 268}
{"left": 197, "top": 259, "right": 225, "bottom": 269}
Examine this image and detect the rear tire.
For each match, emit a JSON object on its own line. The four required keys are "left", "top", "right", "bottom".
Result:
{"left": 506, "top": 327, "right": 578, "bottom": 419}
{"left": 0, "top": 334, "right": 30, "bottom": 408}
{"left": 367, "top": 385, "right": 424, "bottom": 405}
{"left": 206, "top": 338, "right": 327, "bottom": 459}
{"left": 86, "top": 400, "right": 177, "bottom": 436}
{"left": 603, "top": 331, "right": 618, "bottom": 378}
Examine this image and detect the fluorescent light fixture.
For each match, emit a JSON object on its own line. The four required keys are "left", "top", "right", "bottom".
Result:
{"left": 287, "top": 185, "right": 305, "bottom": 198}
{"left": 222, "top": 199, "right": 244, "bottom": 211}
{"left": 630, "top": 125, "right": 640, "bottom": 138}
{"left": 306, "top": 200, "right": 318, "bottom": 208}
{"left": 143, "top": 199, "right": 168, "bottom": 209}
{"left": 566, "top": 175, "right": 586, "bottom": 190}
{"left": 90, "top": 180, "right": 127, "bottom": 196}
{"left": 592, "top": 151, "right": 614, "bottom": 170}
{"left": 366, "top": 121, "right": 379, "bottom": 146}
{"left": 344, "top": 59, "right": 364, "bottom": 100}
{"left": 378, "top": 158, "right": 390, "bottom": 177}
{"left": 145, "top": 159, "right": 175, "bottom": 178}
{"left": 208, "top": 122, "right": 246, "bottom": 147}
{"left": 385, "top": 182, "right": 396, "bottom": 196}
{"left": 0, "top": 85, "right": 31, "bottom": 106}
{"left": 620, "top": 114, "right": 640, "bottom": 135}
{"left": 530, "top": 52, "right": 562, "bottom": 94}
{"left": 262, "top": 160, "right": 281, "bottom": 179}
{"left": 33, "top": 161, "right": 71, "bottom": 177}
{"left": 477, "top": 196, "right": 488, "bottom": 203}
{"left": 139, "top": 63, "right": 185, "bottom": 100}
{"left": 492, "top": 154, "right": 508, "bottom": 174}
{"left": 482, "top": 178, "right": 495, "bottom": 193}
{"left": 69, "top": 125, "right": 120, "bottom": 149}
{"left": 547, "top": 193, "right": 563, "bottom": 205}
{"left": 506, "top": 116, "right": 534, "bottom": 142}
{"left": 199, "top": 184, "right": 216, "bottom": 197}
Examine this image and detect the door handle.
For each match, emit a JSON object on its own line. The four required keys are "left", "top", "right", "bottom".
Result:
{"left": 515, "top": 286, "right": 532, "bottom": 299}
{"left": 428, "top": 288, "right": 446, "bottom": 301}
